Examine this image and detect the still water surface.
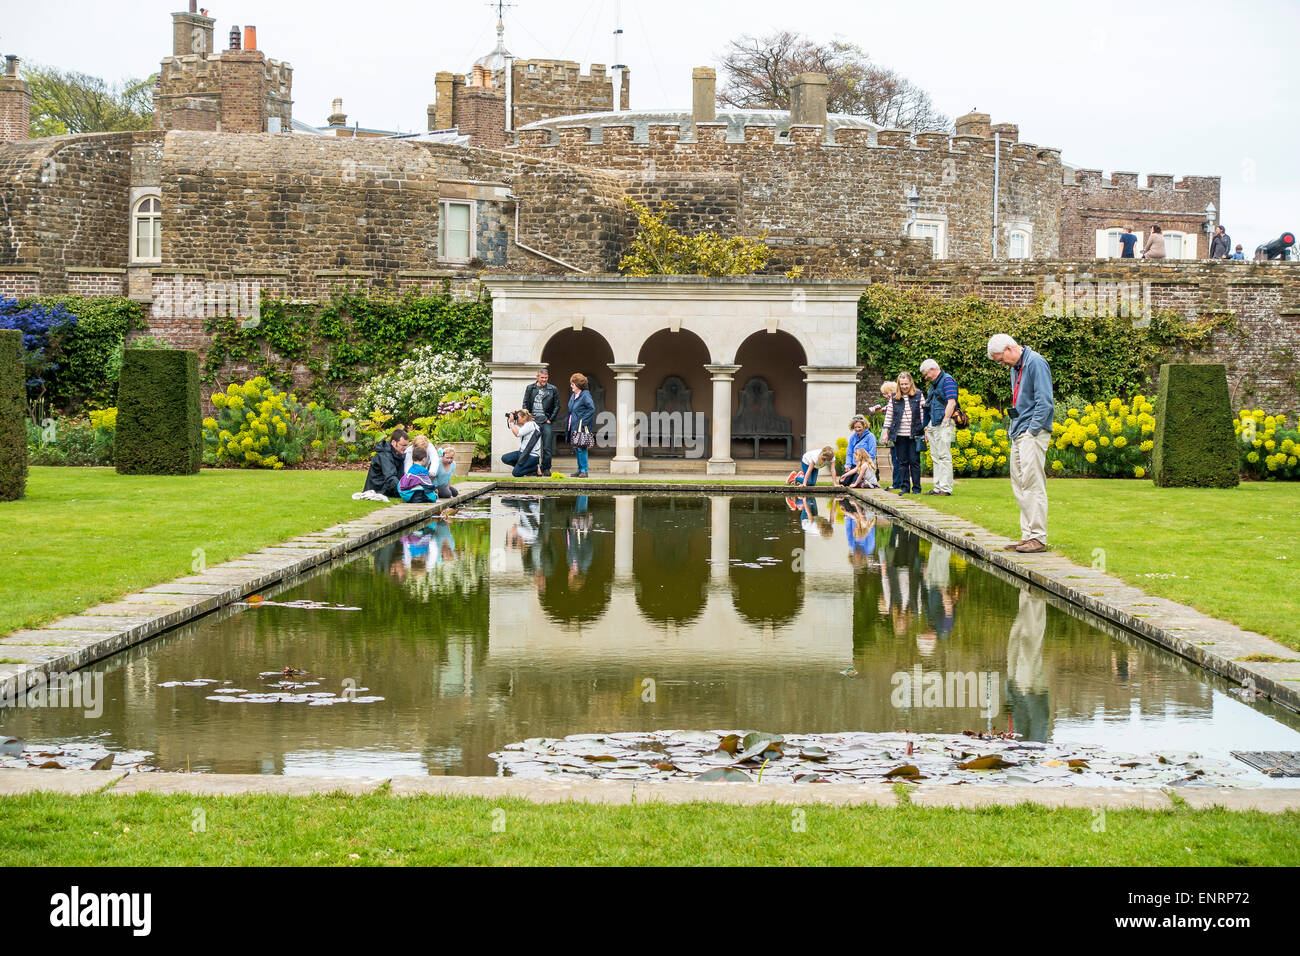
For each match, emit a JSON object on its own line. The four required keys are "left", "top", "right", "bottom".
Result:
{"left": 4, "top": 493, "right": 1298, "bottom": 778}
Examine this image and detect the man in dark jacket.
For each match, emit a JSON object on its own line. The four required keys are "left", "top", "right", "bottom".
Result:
{"left": 522, "top": 368, "right": 560, "bottom": 473}
{"left": 363, "top": 428, "right": 409, "bottom": 498}
{"left": 1209, "top": 225, "right": 1231, "bottom": 259}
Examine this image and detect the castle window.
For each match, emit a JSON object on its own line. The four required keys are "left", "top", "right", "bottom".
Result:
{"left": 131, "top": 194, "right": 162, "bottom": 263}
{"left": 911, "top": 218, "right": 947, "bottom": 259}
{"left": 439, "top": 200, "right": 475, "bottom": 262}
{"left": 1164, "top": 231, "right": 1193, "bottom": 259}
{"left": 1096, "top": 228, "right": 1143, "bottom": 258}
{"left": 1007, "top": 229, "right": 1031, "bottom": 259}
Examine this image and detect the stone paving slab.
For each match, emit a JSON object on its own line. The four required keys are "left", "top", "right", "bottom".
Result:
{"left": 0, "top": 769, "right": 126, "bottom": 795}
{"left": 852, "top": 487, "right": 1300, "bottom": 714}
{"left": 109, "top": 773, "right": 388, "bottom": 796}
{"left": 0, "top": 483, "right": 496, "bottom": 707}
{"left": 388, "top": 776, "right": 900, "bottom": 805}
{"left": 1173, "top": 787, "right": 1300, "bottom": 813}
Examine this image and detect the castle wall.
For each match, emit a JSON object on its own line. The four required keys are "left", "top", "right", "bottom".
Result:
{"left": 1060, "top": 170, "right": 1221, "bottom": 258}
{"left": 154, "top": 52, "right": 293, "bottom": 133}
{"left": 509, "top": 60, "right": 629, "bottom": 129}
{"left": 512, "top": 124, "right": 1064, "bottom": 261}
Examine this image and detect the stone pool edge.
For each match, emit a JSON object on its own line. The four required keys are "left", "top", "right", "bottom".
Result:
{"left": 848, "top": 487, "right": 1300, "bottom": 715}
{"left": 0, "top": 481, "right": 498, "bottom": 705}
{"left": 1, "top": 768, "right": 1298, "bottom": 812}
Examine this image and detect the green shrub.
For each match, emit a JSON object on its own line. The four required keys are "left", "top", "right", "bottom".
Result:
{"left": 1152, "top": 363, "right": 1239, "bottom": 488}
{"left": 204, "top": 376, "right": 340, "bottom": 468}
{"left": 0, "top": 328, "right": 28, "bottom": 500}
{"left": 115, "top": 348, "right": 202, "bottom": 475}
{"left": 1049, "top": 394, "right": 1156, "bottom": 479}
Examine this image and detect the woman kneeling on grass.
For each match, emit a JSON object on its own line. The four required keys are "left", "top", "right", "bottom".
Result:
{"left": 787, "top": 445, "right": 837, "bottom": 487}
{"left": 838, "top": 447, "right": 880, "bottom": 489}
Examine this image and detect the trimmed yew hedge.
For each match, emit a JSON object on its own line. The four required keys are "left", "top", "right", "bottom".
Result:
{"left": 1152, "top": 363, "right": 1239, "bottom": 488}
{"left": 115, "top": 348, "right": 202, "bottom": 475}
{"left": 0, "top": 329, "right": 28, "bottom": 500}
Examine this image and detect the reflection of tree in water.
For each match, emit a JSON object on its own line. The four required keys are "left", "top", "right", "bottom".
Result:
{"left": 728, "top": 496, "right": 803, "bottom": 626}
{"left": 531, "top": 496, "right": 614, "bottom": 625}
{"left": 633, "top": 496, "right": 709, "bottom": 626}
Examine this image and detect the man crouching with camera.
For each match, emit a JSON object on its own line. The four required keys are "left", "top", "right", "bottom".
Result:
{"left": 502, "top": 409, "right": 545, "bottom": 477}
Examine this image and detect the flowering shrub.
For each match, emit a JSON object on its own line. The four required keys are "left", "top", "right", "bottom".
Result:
{"left": 0, "top": 297, "right": 77, "bottom": 419}
{"left": 1235, "top": 409, "right": 1299, "bottom": 480}
{"left": 26, "top": 411, "right": 116, "bottom": 466}
{"left": 431, "top": 391, "right": 492, "bottom": 456}
{"left": 204, "top": 377, "right": 340, "bottom": 468}
{"left": 924, "top": 389, "right": 1011, "bottom": 477}
{"left": 1049, "top": 395, "right": 1156, "bottom": 478}
{"left": 355, "top": 348, "right": 490, "bottom": 422}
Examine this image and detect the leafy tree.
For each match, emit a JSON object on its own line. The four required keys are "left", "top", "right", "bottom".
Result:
{"left": 618, "top": 199, "right": 771, "bottom": 277}
{"left": 717, "top": 31, "right": 949, "bottom": 132}
{"left": 24, "top": 65, "right": 155, "bottom": 137}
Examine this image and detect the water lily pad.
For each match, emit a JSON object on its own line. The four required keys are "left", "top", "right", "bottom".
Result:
{"left": 958, "top": 754, "right": 1015, "bottom": 771}
{"left": 715, "top": 734, "right": 742, "bottom": 755}
{"left": 697, "top": 767, "right": 752, "bottom": 783}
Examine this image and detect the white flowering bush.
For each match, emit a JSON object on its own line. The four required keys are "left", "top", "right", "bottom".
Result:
{"left": 355, "top": 348, "right": 491, "bottom": 421}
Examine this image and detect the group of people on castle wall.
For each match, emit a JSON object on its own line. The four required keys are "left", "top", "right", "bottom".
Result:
{"left": 1114, "top": 223, "right": 1244, "bottom": 260}
{"left": 791, "top": 335, "right": 1055, "bottom": 556}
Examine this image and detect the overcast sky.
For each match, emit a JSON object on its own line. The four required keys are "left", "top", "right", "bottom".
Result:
{"left": 6, "top": 0, "right": 1297, "bottom": 250}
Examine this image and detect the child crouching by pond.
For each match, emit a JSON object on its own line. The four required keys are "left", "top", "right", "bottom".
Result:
{"left": 398, "top": 445, "right": 436, "bottom": 503}
{"left": 838, "top": 447, "right": 880, "bottom": 489}
{"left": 787, "top": 445, "right": 837, "bottom": 487}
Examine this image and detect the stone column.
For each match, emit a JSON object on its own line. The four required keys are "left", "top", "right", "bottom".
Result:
{"left": 709, "top": 494, "right": 730, "bottom": 583}
{"left": 801, "top": 365, "right": 863, "bottom": 456}
{"left": 614, "top": 494, "right": 635, "bottom": 583}
{"left": 704, "top": 364, "right": 741, "bottom": 475}
{"left": 607, "top": 363, "right": 644, "bottom": 475}
{"left": 488, "top": 362, "right": 541, "bottom": 472}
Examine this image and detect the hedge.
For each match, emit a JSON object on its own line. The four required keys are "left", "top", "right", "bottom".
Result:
{"left": 0, "top": 329, "right": 28, "bottom": 500}
{"left": 115, "top": 348, "right": 202, "bottom": 475}
{"left": 1152, "top": 363, "right": 1239, "bottom": 488}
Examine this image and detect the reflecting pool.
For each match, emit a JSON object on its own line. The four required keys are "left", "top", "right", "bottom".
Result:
{"left": 3, "top": 493, "right": 1298, "bottom": 780}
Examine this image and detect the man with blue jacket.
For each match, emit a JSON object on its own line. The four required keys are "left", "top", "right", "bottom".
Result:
{"left": 987, "top": 334, "right": 1054, "bottom": 553}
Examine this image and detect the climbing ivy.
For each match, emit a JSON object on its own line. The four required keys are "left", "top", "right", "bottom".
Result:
{"left": 202, "top": 284, "right": 492, "bottom": 408}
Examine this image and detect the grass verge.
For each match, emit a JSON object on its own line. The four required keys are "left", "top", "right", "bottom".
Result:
{"left": 1, "top": 792, "right": 1297, "bottom": 866}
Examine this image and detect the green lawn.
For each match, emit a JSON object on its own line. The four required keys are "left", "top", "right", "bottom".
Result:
{"left": 920, "top": 478, "right": 1300, "bottom": 648}
{"left": 1, "top": 792, "right": 1295, "bottom": 866}
{"left": 0, "top": 467, "right": 387, "bottom": 636}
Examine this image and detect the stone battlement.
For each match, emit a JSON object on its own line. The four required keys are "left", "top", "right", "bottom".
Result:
{"left": 1066, "top": 168, "right": 1218, "bottom": 191}
{"left": 512, "top": 122, "right": 1063, "bottom": 164}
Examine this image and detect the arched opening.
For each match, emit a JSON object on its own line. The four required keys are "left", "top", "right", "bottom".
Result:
{"left": 541, "top": 327, "right": 614, "bottom": 458}
{"left": 633, "top": 496, "right": 709, "bottom": 625}
{"left": 732, "top": 329, "right": 808, "bottom": 461}
{"left": 636, "top": 328, "right": 712, "bottom": 459}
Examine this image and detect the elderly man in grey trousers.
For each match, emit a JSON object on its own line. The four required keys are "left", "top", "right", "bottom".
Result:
{"left": 987, "top": 333, "right": 1055, "bottom": 553}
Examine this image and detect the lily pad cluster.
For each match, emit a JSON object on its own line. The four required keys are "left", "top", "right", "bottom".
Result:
{"left": 158, "top": 674, "right": 384, "bottom": 706}
{"left": 0, "top": 738, "right": 155, "bottom": 773}
{"left": 490, "top": 730, "right": 1263, "bottom": 788}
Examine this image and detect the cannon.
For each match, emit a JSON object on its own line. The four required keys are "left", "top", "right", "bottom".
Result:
{"left": 1255, "top": 231, "right": 1296, "bottom": 260}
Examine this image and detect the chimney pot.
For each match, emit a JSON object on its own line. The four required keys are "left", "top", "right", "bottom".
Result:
{"left": 4, "top": 56, "right": 18, "bottom": 79}
{"left": 244, "top": 25, "right": 257, "bottom": 51}
{"left": 229, "top": 25, "right": 242, "bottom": 50}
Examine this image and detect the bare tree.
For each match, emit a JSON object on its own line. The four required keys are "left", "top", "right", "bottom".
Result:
{"left": 24, "top": 65, "right": 155, "bottom": 137}
{"left": 717, "top": 32, "right": 950, "bottom": 132}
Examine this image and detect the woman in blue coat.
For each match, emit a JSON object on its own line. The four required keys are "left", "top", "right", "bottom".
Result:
{"left": 566, "top": 372, "right": 596, "bottom": 478}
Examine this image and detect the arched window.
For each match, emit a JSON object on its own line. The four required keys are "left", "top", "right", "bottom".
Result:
{"left": 132, "top": 195, "right": 162, "bottom": 263}
{"left": 1007, "top": 229, "right": 1031, "bottom": 259}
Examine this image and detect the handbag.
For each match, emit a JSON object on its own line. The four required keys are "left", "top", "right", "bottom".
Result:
{"left": 570, "top": 422, "right": 596, "bottom": 449}
{"left": 952, "top": 403, "right": 970, "bottom": 429}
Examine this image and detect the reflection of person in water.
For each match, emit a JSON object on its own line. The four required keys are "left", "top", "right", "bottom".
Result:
{"left": 565, "top": 495, "right": 594, "bottom": 590}
{"left": 790, "top": 496, "right": 835, "bottom": 538}
{"left": 1005, "top": 589, "right": 1050, "bottom": 741}
{"left": 840, "top": 497, "right": 877, "bottom": 568}
{"left": 502, "top": 497, "right": 555, "bottom": 594}
{"left": 918, "top": 542, "right": 960, "bottom": 649}
{"left": 878, "top": 525, "right": 924, "bottom": 626}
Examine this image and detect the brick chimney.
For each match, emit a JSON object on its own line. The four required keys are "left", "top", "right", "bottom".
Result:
{"left": 431, "top": 71, "right": 459, "bottom": 131}
{"left": 172, "top": 5, "right": 215, "bottom": 57}
{"left": 790, "top": 72, "right": 828, "bottom": 127}
{"left": 955, "top": 110, "right": 991, "bottom": 138}
{"left": 0, "top": 56, "right": 31, "bottom": 142}
{"left": 327, "top": 98, "right": 347, "bottom": 127}
{"left": 991, "top": 122, "right": 1018, "bottom": 143}
{"left": 692, "top": 67, "right": 716, "bottom": 126}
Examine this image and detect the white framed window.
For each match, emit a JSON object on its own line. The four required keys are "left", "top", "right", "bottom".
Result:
{"left": 1096, "top": 227, "right": 1143, "bottom": 259}
{"left": 1007, "top": 229, "right": 1031, "bottom": 259}
{"left": 439, "top": 200, "right": 475, "bottom": 262}
{"left": 911, "top": 217, "right": 947, "bottom": 259}
{"left": 131, "top": 194, "right": 162, "bottom": 263}
{"left": 1164, "top": 231, "right": 1194, "bottom": 259}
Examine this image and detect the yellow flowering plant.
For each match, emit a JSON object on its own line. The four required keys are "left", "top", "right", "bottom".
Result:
{"left": 922, "top": 389, "right": 1011, "bottom": 477}
{"left": 1235, "top": 409, "right": 1299, "bottom": 480}
{"left": 1048, "top": 394, "right": 1155, "bottom": 478}
{"left": 202, "top": 377, "right": 335, "bottom": 469}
